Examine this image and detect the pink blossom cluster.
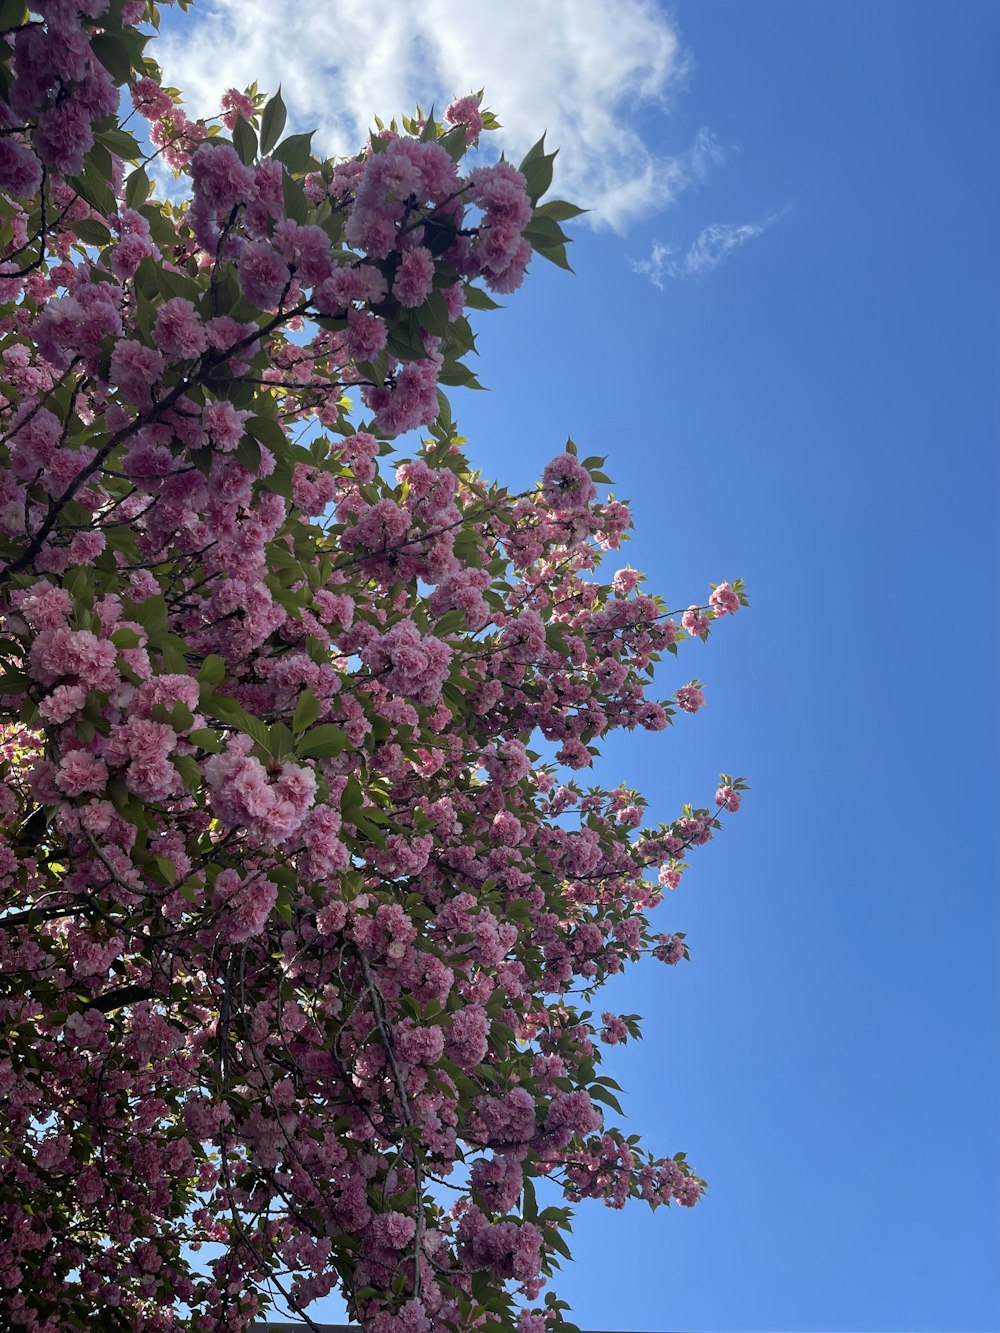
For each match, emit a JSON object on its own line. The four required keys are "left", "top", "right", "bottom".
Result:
{"left": 361, "top": 621, "right": 452, "bottom": 705}
{"left": 204, "top": 735, "right": 317, "bottom": 845}
{"left": 466, "top": 162, "right": 534, "bottom": 293}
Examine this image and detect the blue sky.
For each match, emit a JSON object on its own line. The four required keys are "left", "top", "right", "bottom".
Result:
{"left": 154, "top": 2, "right": 998, "bottom": 1328}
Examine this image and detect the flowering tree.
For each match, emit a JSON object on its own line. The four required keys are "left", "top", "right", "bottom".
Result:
{"left": 0, "top": 2, "right": 748, "bottom": 1330}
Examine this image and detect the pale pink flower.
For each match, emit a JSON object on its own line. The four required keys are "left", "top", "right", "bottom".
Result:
{"left": 445, "top": 95, "right": 484, "bottom": 145}
{"left": 56, "top": 748, "right": 108, "bottom": 796}
{"left": 542, "top": 452, "right": 597, "bottom": 512}
{"left": 682, "top": 606, "right": 710, "bottom": 637}
{"left": 392, "top": 245, "right": 435, "bottom": 308}
{"left": 715, "top": 784, "right": 742, "bottom": 812}
{"left": 710, "top": 580, "right": 741, "bottom": 615}
{"left": 153, "top": 297, "right": 208, "bottom": 361}
{"left": 675, "top": 683, "right": 705, "bottom": 713}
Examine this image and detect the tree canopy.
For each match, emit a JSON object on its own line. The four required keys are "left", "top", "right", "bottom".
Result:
{"left": 0, "top": 3, "right": 746, "bottom": 1329}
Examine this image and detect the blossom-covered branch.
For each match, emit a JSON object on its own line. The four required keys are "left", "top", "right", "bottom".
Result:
{"left": 0, "top": 4, "right": 746, "bottom": 1330}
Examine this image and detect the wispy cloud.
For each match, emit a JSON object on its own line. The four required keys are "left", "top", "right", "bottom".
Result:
{"left": 152, "top": 0, "right": 714, "bottom": 230}
{"left": 631, "top": 215, "right": 781, "bottom": 287}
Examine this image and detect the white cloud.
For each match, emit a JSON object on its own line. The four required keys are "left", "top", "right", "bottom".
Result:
{"left": 631, "top": 216, "right": 779, "bottom": 287}
{"left": 152, "top": 0, "right": 713, "bottom": 230}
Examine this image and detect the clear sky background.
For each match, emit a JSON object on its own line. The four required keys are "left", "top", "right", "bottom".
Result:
{"left": 154, "top": 2, "right": 999, "bottom": 1329}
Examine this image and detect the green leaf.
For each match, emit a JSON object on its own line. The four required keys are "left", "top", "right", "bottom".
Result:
{"left": 415, "top": 287, "right": 450, "bottom": 338}
{"left": 97, "top": 127, "right": 141, "bottom": 161}
{"left": 72, "top": 219, "right": 112, "bottom": 247}
{"left": 533, "top": 199, "right": 587, "bottom": 223}
{"left": 523, "top": 214, "right": 570, "bottom": 251}
{"left": 292, "top": 688, "right": 321, "bottom": 734}
{"left": 589, "top": 1084, "right": 624, "bottom": 1115}
{"left": 547, "top": 1228, "right": 573, "bottom": 1261}
{"left": 111, "top": 627, "right": 141, "bottom": 649}
{"left": 269, "top": 720, "right": 295, "bottom": 758}
{"left": 153, "top": 855, "right": 177, "bottom": 884}
{"left": 463, "top": 283, "right": 502, "bottom": 312}
{"left": 236, "top": 434, "right": 261, "bottom": 475}
{"left": 432, "top": 609, "right": 467, "bottom": 636}
{"left": 172, "top": 754, "right": 203, "bottom": 793}
{"left": 296, "top": 723, "right": 349, "bottom": 759}
{"left": 347, "top": 814, "right": 386, "bottom": 848}
{"left": 0, "top": 3, "right": 27, "bottom": 30}
{"left": 67, "top": 162, "right": 116, "bottom": 218}
{"left": 232, "top": 114, "right": 257, "bottom": 166}
{"left": 246, "top": 415, "right": 288, "bottom": 452}
{"left": 281, "top": 167, "right": 309, "bottom": 225}
{"left": 545, "top": 623, "right": 570, "bottom": 655}
{"left": 438, "top": 124, "right": 468, "bottom": 163}
{"left": 187, "top": 727, "right": 223, "bottom": 753}
{"left": 518, "top": 134, "right": 557, "bottom": 203}
{"left": 204, "top": 696, "right": 272, "bottom": 754}
{"left": 438, "top": 361, "right": 485, "bottom": 389}
{"left": 91, "top": 29, "right": 146, "bottom": 85}
{"left": 259, "top": 88, "right": 287, "bottom": 155}
{"left": 170, "top": 700, "right": 194, "bottom": 732}
{"left": 124, "top": 167, "right": 151, "bottom": 210}
{"left": 198, "top": 655, "right": 226, "bottom": 687}
{"left": 154, "top": 264, "right": 201, "bottom": 303}
{"left": 272, "top": 131, "right": 316, "bottom": 173}
{"left": 129, "top": 597, "right": 167, "bottom": 645}
{"left": 533, "top": 241, "right": 572, "bottom": 272}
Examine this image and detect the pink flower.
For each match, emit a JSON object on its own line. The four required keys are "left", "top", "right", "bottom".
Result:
{"left": 445, "top": 95, "right": 484, "bottom": 146}
{"left": 600, "top": 1013, "right": 629, "bottom": 1045}
{"left": 345, "top": 306, "right": 387, "bottom": 362}
{"left": 715, "top": 784, "right": 742, "bottom": 812}
{"left": 132, "top": 77, "right": 173, "bottom": 120}
{"left": 202, "top": 400, "right": 250, "bottom": 452}
{"left": 542, "top": 452, "right": 597, "bottom": 512}
{"left": 220, "top": 88, "right": 254, "bottom": 131}
{"left": 291, "top": 464, "right": 337, "bottom": 517}
{"left": 56, "top": 749, "right": 108, "bottom": 797}
{"left": 363, "top": 352, "right": 442, "bottom": 436}
{"left": 0, "top": 137, "right": 42, "bottom": 197}
{"left": 682, "top": 606, "right": 710, "bottom": 637}
{"left": 213, "top": 868, "right": 278, "bottom": 943}
{"left": 612, "top": 566, "right": 642, "bottom": 595}
{"left": 273, "top": 220, "right": 333, "bottom": 286}
{"left": 369, "top": 1211, "right": 416, "bottom": 1250}
{"left": 38, "top": 683, "right": 87, "bottom": 723}
{"left": 238, "top": 242, "right": 291, "bottom": 310}
{"left": 392, "top": 245, "right": 435, "bottom": 308}
{"left": 66, "top": 530, "right": 105, "bottom": 564}
{"left": 396, "top": 1021, "right": 445, "bottom": 1065}
{"left": 190, "top": 141, "right": 255, "bottom": 215}
{"left": 18, "top": 579, "right": 72, "bottom": 630}
{"left": 109, "top": 339, "right": 164, "bottom": 409}
{"left": 153, "top": 297, "right": 208, "bottom": 361}
{"left": 35, "top": 292, "right": 123, "bottom": 372}
{"left": 468, "top": 161, "right": 533, "bottom": 291}
{"left": 445, "top": 1005, "right": 490, "bottom": 1070}
{"left": 675, "top": 683, "right": 705, "bottom": 713}
{"left": 470, "top": 1153, "right": 523, "bottom": 1213}
{"left": 29, "top": 627, "right": 119, "bottom": 692}
{"left": 33, "top": 98, "right": 96, "bottom": 175}
{"left": 204, "top": 736, "right": 316, "bottom": 845}
{"left": 710, "top": 580, "right": 741, "bottom": 615}
{"left": 361, "top": 621, "right": 452, "bottom": 706}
